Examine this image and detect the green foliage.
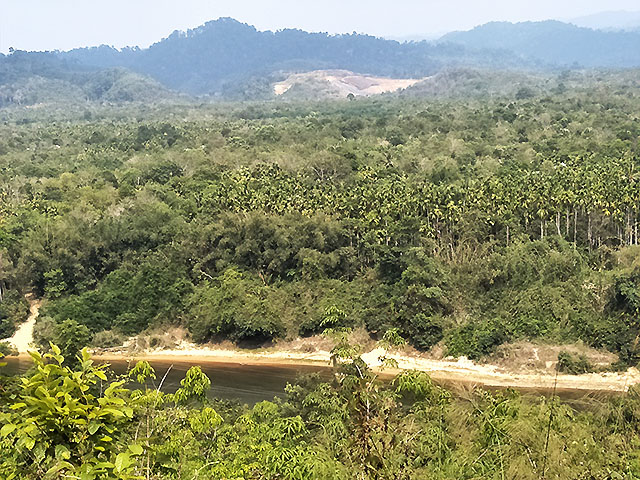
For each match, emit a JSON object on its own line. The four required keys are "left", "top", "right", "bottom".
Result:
{"left": 3, "top": 85, "right": 640, "bottom": 366}
{"left": 0, "top": 346, "right": 140, "bottom": 479}
{"left": 91, "top": 330, "right": 125, "bottom": 349}
{"left": 447, "top": 319, "right": 508, "bottom": 360}
{"left": 45, "top": 255, "right": 192, "bottom": 335}
{"left": 52, "top": 319, "right": 91, "bottom": 363}
{"left": 0, "top": 291, "right": 29, "bottom": 339}
{"left": 0, "top": 342, "right": 16, "bottom": 357}
{"left": 43, "top": 269, "right": 67, "bottom": 299}
{"left": 173, "top": 366, "right": 211, "bottom": 405}
{"left": 557, "top": 350, "right": 593, "bottom": 374}
{"left": 128, "top": 361, "right": 156, "bottom": 385}
{"left": 187, "top": 269, "right": 285, "bottom": 343}
{"left": 2, "top": 346, "right": 640, "bottom": 479}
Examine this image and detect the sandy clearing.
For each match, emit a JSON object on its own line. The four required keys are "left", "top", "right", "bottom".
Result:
{"left": 3, "top": 296, "right": 41, "bottom": 353}
{"left": 274, "top": 69, "right": 423, "bottom": 98}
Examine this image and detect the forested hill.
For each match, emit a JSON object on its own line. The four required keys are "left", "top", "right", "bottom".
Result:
{"left": 5, "top": 17, "right": 640, "bottom": 102}
{"left": 440, "top": 20, "right": 640, "bottom": 67}
{"left": 61, "top": 18, "right": 528, "bottom": 95}
{"left": 0, "top": 51, "right": 181, "bottom": 107}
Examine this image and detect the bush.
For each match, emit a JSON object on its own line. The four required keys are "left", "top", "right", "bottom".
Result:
{"left": 187, "top": 269, "right": 285, "bottom": 344}
{"left": 44, "top": 255, "right": 193, "bottom": 335}
{"left": 403, "top": 314, "right": 445, "bottom": 350}
{"left": 0, "top": 317, "right": 14, "bottom": 339}
{"left": 91, "top": 330, "right": 125, "bottom": 349}
{"left": 557, "top": 351, "right": 593, "bottom": 375}
{"left": 446, "top": 319, "right": 508, "bottom": 360}
{"left": 0, "top": 341, "right": 17, "bottom": 356}
{"left": 33, "top": 315, "right": 57, "bottom": 348}
{"left": 54, "top": 319, "right": 91, "bottom": 363}
{"left": 0, "top": 290, "right": 29, "bottom": 338}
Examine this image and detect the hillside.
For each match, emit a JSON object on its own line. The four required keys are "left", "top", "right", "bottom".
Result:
{"left": 6, "top": 18, "right": 640, "bottom": 104}
{"left": 440, "top": 20, "right": 640, "bottom": 67}
{"left": 59, "top": 18, "right": 528, "bottom": 95}
{"left": 0, "top": 51, "right": 181, "bottom": 107}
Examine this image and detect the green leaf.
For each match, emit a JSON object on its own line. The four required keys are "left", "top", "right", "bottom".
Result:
{"left": 128, "top": 444, "right": 143, "bottom": 455}
{"left": 33, "top": 442, "right": 46, "bottom": 462}
{"left": 23, "top": 437, "right": 35, "bottom": 451}
{"left": 0, "top": 424, "right": 16, "bottom": 437}
{"left": 114, "top": 452, "right": 131, "bottom": 473}
{"left": 88, "top": 421, "right": 100, "bottom": 435}
{"left": 55, "top": 444, "right": 71, "bottom": 460}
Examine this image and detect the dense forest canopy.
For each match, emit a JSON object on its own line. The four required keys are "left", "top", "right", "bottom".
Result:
{"left": 0, "top": 72, "right": 640, "bottom": 367}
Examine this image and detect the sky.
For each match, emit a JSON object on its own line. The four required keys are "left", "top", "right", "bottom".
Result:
{"left": 1, "top": 0, "right": 640, "bottom": 53}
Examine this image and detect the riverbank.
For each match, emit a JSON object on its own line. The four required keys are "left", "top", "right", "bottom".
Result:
{"left": 7, "top": 298, "right": 639, "bottom": 394}
{"left": 93, "top": 343, "right": 640, "bottom": 393}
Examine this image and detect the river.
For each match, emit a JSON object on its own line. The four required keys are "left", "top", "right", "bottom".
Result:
{"left": 2, "top": 356, "right": 333, "bottom": 405}
{"left": 2, "top": 356, "right": 620, "bottom": 407}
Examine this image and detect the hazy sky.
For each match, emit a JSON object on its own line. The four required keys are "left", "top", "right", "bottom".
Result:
{"left": 2, "top": 0, "right": 639, "bottom": 53}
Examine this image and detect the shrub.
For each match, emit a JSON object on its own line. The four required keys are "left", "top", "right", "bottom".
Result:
{"left": 187, "top": 269, "right": 285, "bottom": 344}
{"left": 0, "top": 341, "right": 17, "bottom": 356}
{"left": 557, "top": 351, "right": 593, "bottom": 375}
{"left": 404, "top": 314, "right": 445, "bottom": 350}
{"left": 91, "top": 330, "right": 125, "bottom": 349}
{"left": 0, "top": 290, "right": 29, "bottom": 339}
{"left": 446, "top": 319, "right": 508, "bottom": 360}
{"left": 54, "top": 319, "right": 91, "bottom": 363}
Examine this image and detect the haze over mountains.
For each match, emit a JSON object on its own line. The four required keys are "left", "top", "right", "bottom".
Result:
{"left": 569, "top": 10, "right": 640, "bottom": 31}
{"left": 2, "top": 14, "right": 640, "bottom": 105}
{"left": 440, "top": 20, "right": 640, "bottom": 68}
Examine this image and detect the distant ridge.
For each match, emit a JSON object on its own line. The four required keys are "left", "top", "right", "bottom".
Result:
{"left": 439, "top": 20, "right": 640, "bottom": 67}
{"left": 3, "top": 17, "right": 640, "bottom": 104}
{"left": 569, "top": 10, "right": 640, "bottom": 31}
{"left": 57, "top": 17, "right": 527, "bottom": 95}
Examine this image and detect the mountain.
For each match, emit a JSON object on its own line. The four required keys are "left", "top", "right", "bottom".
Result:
{"left": 570, "top": 11, "right": 640, "bottom": 31}
{"left": 6, "top": 17, "right": 640, "bottom": 104}
{"left": 440, "top": 20, "right": 640, "bottom": 68}
{"left": 58, "top": 17, "right": 528, "bottom": 96}
{"left": 0, "top": 51, "right": 180, "bottom": 107}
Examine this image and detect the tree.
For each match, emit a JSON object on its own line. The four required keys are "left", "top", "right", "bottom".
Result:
{"left": 53, "top": 319, "right": 91, "bottom": 364}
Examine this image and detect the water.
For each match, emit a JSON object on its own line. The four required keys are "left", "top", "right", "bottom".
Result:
{"left": 2, "top": 357, "right": 333, "bottom": 405}
{"left": 1, "top": 356, "right": 621, "bottom": 406}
